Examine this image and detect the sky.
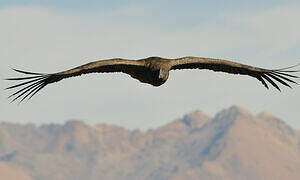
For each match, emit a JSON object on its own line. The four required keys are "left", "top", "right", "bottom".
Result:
{"left": 1, "top": 0, "right": 300, "bottom": 130}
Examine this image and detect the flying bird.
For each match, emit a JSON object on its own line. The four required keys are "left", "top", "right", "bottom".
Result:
{"left": 5, "top": 56, "right": 300, "bottom": 103}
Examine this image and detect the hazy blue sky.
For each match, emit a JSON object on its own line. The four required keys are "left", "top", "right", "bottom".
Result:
{"left": 1, "top": 0, "right": 300, "bottom": 130}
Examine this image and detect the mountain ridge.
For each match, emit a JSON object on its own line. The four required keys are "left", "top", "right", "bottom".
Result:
{"left": 0, "top": 105, "right": 299, "bottom": 180}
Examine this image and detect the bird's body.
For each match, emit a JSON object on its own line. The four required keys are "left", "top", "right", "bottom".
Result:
{"left": 5, "top": 56, "right": 300, "bottom": 103}
{"left": 129, "top": 56, "right": 171, "bottom": 86}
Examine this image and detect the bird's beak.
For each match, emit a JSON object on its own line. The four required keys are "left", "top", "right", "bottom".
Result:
{"left": 159, "top": 69, "right": 166, "bottom": 79}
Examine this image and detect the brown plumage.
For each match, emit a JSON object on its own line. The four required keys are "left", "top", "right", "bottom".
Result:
{"left": 5, "top": 56, "right": 300, "bottom": 103}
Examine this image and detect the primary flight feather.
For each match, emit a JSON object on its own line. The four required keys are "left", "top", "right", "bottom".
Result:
{"left": 5, "top": 56, "right": 300, "bottom": 103}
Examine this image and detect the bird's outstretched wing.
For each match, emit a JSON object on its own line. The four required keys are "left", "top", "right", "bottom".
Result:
{"left": 170, "top": 57, "right": 299, "bottom": 90}
{"left": 5, "top": 59, "right": 146, "bottom": 103}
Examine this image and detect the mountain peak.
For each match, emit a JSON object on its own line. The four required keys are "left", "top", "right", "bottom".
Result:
{"left": 181, "top": 110, "right": 211, "bottom": 128}
{"left": 214, "top": 105, "right": 252, "bottom": 122}
{"left": 64, "top": 120, "right": 86, "bottom": 128}
{"left": 228, "top": 105, "right": 251, "bottom": 115}
{"left": 257, "top": 111, "right": 277, "bottom": 119}
{"left": 256, "top": 111, "right": 296, "bottom": 139}
{"left": 61, "top": 120, "right": 89, "bottom": 133}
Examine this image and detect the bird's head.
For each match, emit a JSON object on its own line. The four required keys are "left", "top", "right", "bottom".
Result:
{"left": 158, "top": 68, "right": 169, "bottom": 81}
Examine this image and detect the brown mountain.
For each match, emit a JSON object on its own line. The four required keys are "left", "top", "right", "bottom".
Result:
{"left": 0, "top": 161, "right": 32, "bottom": 180}
{"left": 0, "top": 106, "right": 299, "bottom": 180}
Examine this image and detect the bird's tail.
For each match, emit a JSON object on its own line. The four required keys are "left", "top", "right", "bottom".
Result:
{"left": 5, "top": 69, "right": 61, "bottom": 104}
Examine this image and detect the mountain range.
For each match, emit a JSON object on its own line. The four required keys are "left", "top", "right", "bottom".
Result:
{"left": 0, "top": 106, "right": 299, "bottom": 180}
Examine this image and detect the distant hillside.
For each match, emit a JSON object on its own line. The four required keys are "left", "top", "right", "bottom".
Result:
{"left": 0, "top": 106, "right": 299, "bottom": 180}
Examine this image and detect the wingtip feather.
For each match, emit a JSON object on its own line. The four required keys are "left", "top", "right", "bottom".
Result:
{"left": 5, "top": 69, "right": 58, "bottom": 104}
{"left": 260, "top": 63, "right": 300, "bottom": 90}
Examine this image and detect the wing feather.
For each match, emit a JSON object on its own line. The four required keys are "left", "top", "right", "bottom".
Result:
{"left": 261, "top": 74, "right": 281, "bottom": 91}
{"left": 5, "top": 59, "right": 146, "bottom": 103}
{"left": 170, "top": 57, "right": 299, "bottom": 90}
{"left": 265, "top": 73, "right": 291, "bottom": 88}
{"left": 269, "top": 72, "right": 298, "bottom": 84}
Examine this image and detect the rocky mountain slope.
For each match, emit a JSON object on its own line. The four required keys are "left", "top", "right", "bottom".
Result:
{"left": 0, "top": 106, "right": 299, "bottom": 180}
